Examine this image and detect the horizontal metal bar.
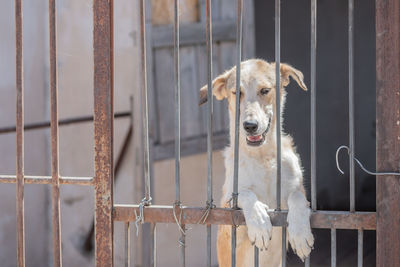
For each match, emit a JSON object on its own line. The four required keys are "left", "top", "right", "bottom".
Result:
{"left": 152, "top": 20, "right": 236, "bottom": 48}
{"left": 0, "top": 111, "right": 130, "bottom": 134}
{"left": 113, "top": 205, "right": 376, "bottom": 230}
{"left": 0, "top": 175, "right": 93, "bottom": 185}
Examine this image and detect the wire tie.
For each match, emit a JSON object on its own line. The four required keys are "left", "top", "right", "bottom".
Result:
{"left": 134, "top": 197, "right": 152, "bottom": 236}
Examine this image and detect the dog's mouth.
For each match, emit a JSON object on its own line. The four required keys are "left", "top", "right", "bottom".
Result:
{"left": 245, "top": 117, "right": 271, "bottom": 147}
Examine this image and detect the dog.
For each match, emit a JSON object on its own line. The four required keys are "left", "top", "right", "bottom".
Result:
{"left": 199, "top": 59, "right": 314, "bottom": 266}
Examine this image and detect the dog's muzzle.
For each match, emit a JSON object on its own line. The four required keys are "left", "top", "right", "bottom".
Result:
{"left": 245, "top": 117, "right": 271, "bottom": 147}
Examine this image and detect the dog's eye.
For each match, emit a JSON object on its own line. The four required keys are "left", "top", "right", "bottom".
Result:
{"left": 231, "top": 90, "right": 241, "bottom": 95}
{"left": 260, "top": 88, "right": 270, "bottom": 95}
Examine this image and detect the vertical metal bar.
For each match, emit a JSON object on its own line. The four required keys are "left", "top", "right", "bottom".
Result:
{"left": 232, "top": 0, "right": 242, "bottom": 212}
{"left": 15, "top": 0, "right": 25, "bottom": 266}
{"left": 331, "top": 229, "right": 336, "bottom": 267}
{"left": 93, "top": 0, "right": 114, "bottom": 266}
{"left": 140, "top": 1, "right": 155, "bottom": 265}
{"left": 174, "top": 0, "right": 185, "bottom": 266}
{"left": 348, "top": 0, "right": 355, "bottom": 213}
{"left": 275, "top": 0, "right": 287, "bottom": 265}
{"left": 357, "top": 229, "right": 363, "bottom": 267}
{"left": 125, "top": 222, "right": 131, "bottom": 267}
{"left": 310, "top": 0, "right": 317, "bottom": 212}
{"left": 49, "top": 0, "right": 62, "bottom": 266}
{"left": 174, "top": 0, "right": 181, "bottom": 206}
{"left": 179, "top": 224, "right": 185, "bottom": 267}
{"left": 275, "top": 0, "right": 281, "bottom": 213}
{"left": 376, "top": 1, "right": 400, "bottom": 265}
{"left": 150, "top": 223, "right": 157, "bottom": 267}
{"left": 140, "top": 0, "right": 151, "bottom": 203}
{"left": 232, "top": 1, "right": 243, "bottom": 266}
{"left": 254, "top": 247, "right": 259, "bottom": 267}
{"left": 205, "top": 0, "right": 213, "bottom": 266}
{"left": 282, "top": 226, "right": 286, "bottom": 267}
{"left": 305, "top": 256, "right": 310, "bottom": 267}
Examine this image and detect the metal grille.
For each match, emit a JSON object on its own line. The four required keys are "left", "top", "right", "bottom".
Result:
{"left": 2, "top": 0, "right": 400, "bottom": 266}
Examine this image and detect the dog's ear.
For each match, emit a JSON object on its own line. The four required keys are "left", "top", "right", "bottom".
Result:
{"left": 199, "top": 70, "right": 231, "bottom": 106}
{"left": 280, "top": 63, "right": 308, "bottom": 91}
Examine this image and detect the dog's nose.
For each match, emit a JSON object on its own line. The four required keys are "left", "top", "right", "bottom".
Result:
{"left": 243, "top": 120, "right": 258, "bottom": 133}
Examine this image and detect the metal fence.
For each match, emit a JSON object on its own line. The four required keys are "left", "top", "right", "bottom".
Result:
{"left": 2, "top": 0, "right": 400, "bottom": 266}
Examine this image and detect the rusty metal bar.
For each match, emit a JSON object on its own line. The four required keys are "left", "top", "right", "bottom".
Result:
{"left": 331, "top": 229, "right": 336, "bottom": 267}
{"left": 49, "top": 0, "right": 62, "bottom": 265}
{"left": 0, "top": 111, "right": 130, "bottom": 135}
{"left": 348, "top": 0, "right": 355, "bottom": 213}
{"left": 15, "top": 0, "right": 25, "bottom": 265}
{"left": 113, "top": 205, "right": 376, "bottom": 229}
{"left": 376, "top": 0, "right": 400, "bottom": 264}
{"left": 0, "top": 175, "right": 93, "bottom": 185}
{"left": 205, "top": 0, "right": 213, "bottom": 266}
{"left": 82, "top": 124, "right": 134, "bottom": 255}
{"left": 93, "top": 0, "right": 114, "bottom": 266}
{"left": 358, "top": 229, "right": 363, "bottom": 267}
{"left": 310, "top": 0, "right": 317, "bottom": 212}
{"left": 125, "top": 222, "right": 131, "bottom": 267}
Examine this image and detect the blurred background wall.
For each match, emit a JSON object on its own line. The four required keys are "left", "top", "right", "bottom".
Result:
{"left": 0, "top": 1, "right": 139, "bottom": 266}
{"left": 0, "top": 0, "right": 376, "bottom": 266}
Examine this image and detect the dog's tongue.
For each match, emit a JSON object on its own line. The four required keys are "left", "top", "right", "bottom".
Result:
{"left": 248, "top": 135, "right": 262, "bottom": 142}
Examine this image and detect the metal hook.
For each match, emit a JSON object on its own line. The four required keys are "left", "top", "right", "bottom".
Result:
{"left": 134, "top": 197, "right": 152, "bottom": 236}
{"left": 336, "top": 145, "right": 400, "bottom": 176}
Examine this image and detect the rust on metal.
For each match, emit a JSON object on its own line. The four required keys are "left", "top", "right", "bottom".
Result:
{"left": 49, "top": 0, "right": 62, "bottom": 265}
{"left": 93, "top": 0, "right": 114, "bottom": 266}
{"left": 82, "top": 125, "right": 133, "bottom": 254}
{"left": 0, "top": 111, "right": 130, "bottom": 134}
{"left": 15, "top": 0, "right": 25, "bottom": 265}
{"left": 376, "top": 0, "right": 400, "bottom": 265}
{"left": 0, "top": 175, "right": 93, "bottom": 185}
{"left": 113, "top": 205, "right": 376, "bottom": 230}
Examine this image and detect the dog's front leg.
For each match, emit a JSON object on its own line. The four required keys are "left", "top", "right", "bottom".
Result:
{"left": 239, "top": 190, "right": 272, "bottom": 250}
{"left": 287, "top": 190, "right": 314, "bottom": 261}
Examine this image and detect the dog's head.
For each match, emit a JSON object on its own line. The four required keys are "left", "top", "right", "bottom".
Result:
{"left": 199, "top": 59, "right": 307, "bottom": 148}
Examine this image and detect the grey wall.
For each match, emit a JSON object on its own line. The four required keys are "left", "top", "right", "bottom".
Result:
{"left": 254, "top": 0, "right": 376, "bottom": 266}
{"left": 0, "top": 1, "right": 140, "bottom": 266}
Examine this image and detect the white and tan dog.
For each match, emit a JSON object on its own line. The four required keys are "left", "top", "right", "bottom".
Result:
{"left": 200, "top": 59, "right": 314, "bottom": 267}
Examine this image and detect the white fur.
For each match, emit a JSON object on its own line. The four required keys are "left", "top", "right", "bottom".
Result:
{"left": 214, "top": 60, "right": 314, "bottom": 266}
{"left": 222, "top": 139, "right": 314, "bottom": 264}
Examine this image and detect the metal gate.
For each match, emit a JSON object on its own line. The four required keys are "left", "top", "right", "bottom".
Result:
{"left": 1, "top": 0, "right": 399, "bottom": 266}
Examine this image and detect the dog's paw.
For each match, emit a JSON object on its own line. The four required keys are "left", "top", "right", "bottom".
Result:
{"left": 287, "top": 215, "right": 314, "bottom": 261}
{"left": 244, "top": 201, "right": 272, "bottom": 250}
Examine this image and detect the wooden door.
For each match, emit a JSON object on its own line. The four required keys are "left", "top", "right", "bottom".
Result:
{"left": 146, "top": 0, "right": 255, "bottom": 161}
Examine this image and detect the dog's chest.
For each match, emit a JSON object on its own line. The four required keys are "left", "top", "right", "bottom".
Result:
{"left": 237, "top": 154, "right": 277, "bottom": 207}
